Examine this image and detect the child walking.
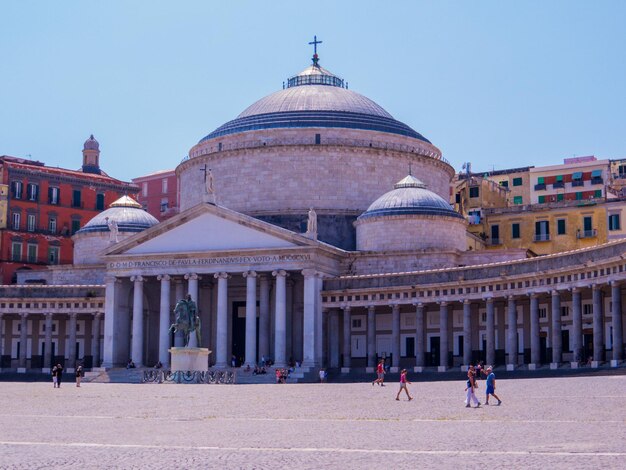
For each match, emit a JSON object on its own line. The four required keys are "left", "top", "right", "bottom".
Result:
{"left": 395, "top": 369, "right": 413, "bottom": 401}
{"left": 372, "top": 359, "right": 386, "bottom": 387}
{"left": 485, "top": 366, "right": 502, "bottom": 405}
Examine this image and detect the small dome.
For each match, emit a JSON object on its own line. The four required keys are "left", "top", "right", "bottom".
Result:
{"left": 358, "top": 175, "right": 463, "bottom": 220}
{"left": 83, "top": 134, "right": 99, "bottom": 151}
{"left": 77, "top": 196, "right": 158, "bottom": 234}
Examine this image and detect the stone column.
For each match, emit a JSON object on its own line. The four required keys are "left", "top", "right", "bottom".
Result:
{"left": 19, "top": 313, "right": 28, "bottom": 369}
{"left": 43, "top": 313, "right": 53, "bottom": 371}
{"left": 214, "top": 272, "right": 229, "bottom": 368}
{"left": 302, "top": 269, "right": 317, "bottom": 367}
{"left": 592, "top": 285, "right": 604, "bottom": 364}
{"left": 571, "top": 288, "right": 582, "bottom": 367}
{"left": 130, "top": 275, "right": 145, "bottom": 367}
{"left": 367, "top": 305, "right": 376, "bottom": 369}
{"left": 611, "top": 281, "right": 623, "bottom": 365}
{"left": 102, "top": 276, "right": 118, "bottom": 368}
{"left": 314, "top": 274, "right": 324, "bottom": 366}
{"left": 0, "top": 314, "right": 3, "bottom": 366}
{"left": 486, "top": 298, "right": 495, "bottom": 366}
{"left": 391, "top": 304, "right": 400, "bottom": 370}
{"left": 342, "top": 305, "right": 351, "bottom": 370}
{"left": 439, "top": 302, "right": 448, "bottom": 371}
{"left": 414, "top": 303, "right": 425, "bottom": 370}
{"left": 529, "top": 294, "right": 540, "bottom": 367}
{"left": 91, "top": 312, "right": 102, "bottom": 368}
{"left": 157, "top": 274, "right": 171, "bottom": 367}
{"left": 258, "top": 274, "right": 270, "bottom": 363}
{"left": 329, "top": 310, "right": 340, "bottom": 368}
{"left": 551, "top": 290, "right": 562, "bottom": 367}
{"left": 273, "top": 270, "right": 287, "bottom": 367}
{"left": 506, "top": 296, "right": 518, "bottom": 369}
{"left": 243, "top": 271, "right": 258, "bottom": 367}
{"left": 68, "top": 312, "right": 78, "bottom": 370}
{"left": 462, "top": 300, "right": 472, "bottom": 367}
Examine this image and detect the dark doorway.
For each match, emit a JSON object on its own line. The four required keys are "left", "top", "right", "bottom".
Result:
{"left": 540, "top": 335, "right": 548, "bottom": 364}
{"left": 458, "top": 335, "right": 464, "bottom": 357}
{"left": 231, "top": 301, "right": 259, "bottom": 366}
{"left": 583, "top": 332, "right": 593, "bottom": 361}
{"left": 405, "top": 337, "right": 415, "bottom": 358}
{"left": 429, "top": 336, "right": 440, "bottom": 366}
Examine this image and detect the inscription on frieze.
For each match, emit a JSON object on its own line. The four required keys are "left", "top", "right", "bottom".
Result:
{"left": 108, "top": 254, "right": 311, "bottom": 269}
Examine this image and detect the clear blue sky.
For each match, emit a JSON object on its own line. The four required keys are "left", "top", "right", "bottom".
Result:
{"left": 1, "top": 1, "right": 625, "bottom": 182}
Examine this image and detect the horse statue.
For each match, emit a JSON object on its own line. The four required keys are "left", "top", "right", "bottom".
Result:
{"left": 169, "top": 295, "right": 201, "bottom": 347}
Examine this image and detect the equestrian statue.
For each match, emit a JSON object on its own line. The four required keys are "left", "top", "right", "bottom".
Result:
{"left": 169, "top": 294, "right": 201, "bottom": 347}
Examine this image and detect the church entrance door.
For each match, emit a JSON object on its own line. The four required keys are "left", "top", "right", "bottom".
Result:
{"left": 231, "top": 301, "right": 259, "bottom": 367}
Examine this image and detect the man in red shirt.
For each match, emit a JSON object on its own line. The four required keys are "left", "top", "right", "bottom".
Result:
{"left": 372, "top": 359, "right": 386, "bottom": 387}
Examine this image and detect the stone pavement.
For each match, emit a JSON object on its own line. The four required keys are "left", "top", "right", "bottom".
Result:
{"left": 0, "top": 374, "right": 625, "bottom": 469}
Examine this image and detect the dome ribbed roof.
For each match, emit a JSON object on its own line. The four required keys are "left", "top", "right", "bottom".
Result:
{"left": 199, "top": 63, "right": 430, "bottom": 143}
{"left": 359, "top": 175, "right": 463, "bottom": 220}
{"left": 77, "top": 196, "right": 158, "bottom": 234}
{"left": 83, "top": 134, "right": 99, "bottom": 151}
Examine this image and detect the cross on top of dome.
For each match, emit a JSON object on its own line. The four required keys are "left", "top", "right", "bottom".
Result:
{"left": 285, "top": 36, "right": 345, "bottom": 89}
{"left": 309, "top": 35, "right": 323, "bottom": 66}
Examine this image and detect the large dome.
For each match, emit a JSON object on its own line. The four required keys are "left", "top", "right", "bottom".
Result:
{"left": 77, "top": 196, "right": 159, "bottom": 234}
{"left": 359, "top": 175, "right": 463, "bottom": 220}
{"left": 199, "top": 63, "right": 430, "bottom": 143}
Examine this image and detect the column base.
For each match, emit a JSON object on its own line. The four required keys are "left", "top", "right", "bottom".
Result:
{"left": 550, "top": 362, "right": 559, "bottom": 370}
{"left": 365, "top": 367, "right": 375, "bottom": 373}
{"left": 506, "top": 364, "right": 516, "bottom": 371}
{"left": 413, "top": 366, "right": 424, "bottom": 373}
{"left": 610, "top": 360, "right": 620, "bottom": 368}
{"left": 591, "top": 361, "right": 601, "bottom": 368}
{"left": 528, "top": 363, "right": 538, "bottom": 371}
{"left": 437, "top": 366, "right": 447, "bottom": 372}
{"left": 17, "top": 368, "right": 26, "bottom": 373}
{"left": 389, "top": 367, "right": 399, "bottom": 373}
{"left": 340, "top": 367, "right": 350, "bottom": 374}
{"left": 570, "top": 361, "right": 579, "bottom": 369}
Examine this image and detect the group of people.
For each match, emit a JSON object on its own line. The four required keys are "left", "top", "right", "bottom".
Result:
{"left": 51, "top": 363, "right": 84, "bottom": 388}
{"left": 372, "top": 359, "right": 503, "bottom": 407}
{"left": 252, "top": 365, "right": 268, "bottom": 375}
{"left": 275, "top": 368, "right": 290, "bottom": 384}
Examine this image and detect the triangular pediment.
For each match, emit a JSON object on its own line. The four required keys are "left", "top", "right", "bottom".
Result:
{"left": 105, "top": 203, "right": 317, "bottom": 256}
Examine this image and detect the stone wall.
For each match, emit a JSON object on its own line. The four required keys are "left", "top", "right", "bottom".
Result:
{"left": 73, "top": 231, "right": 135, "bottom": 265}
{"left": 179, "top": 127, "right": 453, "bottom": 215}
{"left": 355, "top": 215, "right": 467, "bottom": 252}
{"left": 17, "top": 265, "right": 106, "bottom": 286}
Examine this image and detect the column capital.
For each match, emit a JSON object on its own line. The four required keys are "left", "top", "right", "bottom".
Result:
{"left": 527, "top": 292, "right": 538, "bottom": 299}
{"left": 611, "top": 280, "right": 621, "bottom": 288}
{"left": 340, "top": 304, "right": 351, "bottom": 312}
{"left": 272, "top": 269, "right": 288, "bottom": 278}
{"left": 463, "top": 299, "right": 471, "bottom": 305}
{"left": 157, "top": 274, "right": 171, "bottom": 282}
{"left": 484, "top": 296, "right": 494, "bottom": 303}
{"left": 570, "top": 286, "right": 579, "bottom": 293}
{"left": 507, "top": 295, "right": 515, "bottom": 301}
{"left": 412, "top": 301, "right": 424, "bottom": 308}
{"left": 93, "top": 312, "right": 103, "bottom": 319}
{"left": 68, "top": 312, "right": 78, "bottom": 319}
{"left": 184, "top": 273, "right": 201, "bottom": 281}
{"left": 367, "top": 304, "right": 376, "bottom": 312}
{"left": 214, "top": 272, "right": 230, "bottom": 280}
{"left": 389, "top": 303, "right": 400, "bottom": 311}
{"left": 438, "top": 301, "right": 448, "bottom": 307}
{"left": 551, "top": 289, "right": 560, "bottom": 296}
{"left": 243, "top": 270, "right": 258, "bottom": 278}
{"left": 130, "top": 275, "right": 145, "bottom": 283}
{"left": 301, "top": 268, "right": 318, "bottom": 278}
{"left": 19, "top": 312, "right": 29, "bottom": 319}
{"left": 104, "top": 275, "right": 119, "bottom": 284}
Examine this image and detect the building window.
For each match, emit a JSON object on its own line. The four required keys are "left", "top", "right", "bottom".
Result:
{"left": 27, "top": 183, "right": 39, "bottom": 201}
{"left": 142, "top": 182, "right": 148, "bottom": 197}
{"left": 27, "top": 244, "right": 37, "bottom": 263}
{"left": 594, "top": 189, "right": 602, "bottom": 198}
{"left": 609, "top": 214, "right": 621, "bottom": 231}
{"left": 315, "top": 133, "right": 321, "bottom": 145}
{"left": 535, "top": 220, "right": 550, "bottom": 241}
{"left": 512, "top": 177, "right": 523, "bottom": 186}
{"left": 513, "top": 196, "right": 523, "bottom": 205}
{"left": 538, "top": 195, "right": 545, "bottom": 204}
{"left": 162, "top": 179, "right": 168, "bottom": 194}
{"left": 11, "top": 242, "right": 22, "bottom": 262}
{"left": 538, "top": 308, "right": 547, "bottom": 319}
{"left": 351, "top": 318, "right": 362, "bottom": 328}
{"left": 557, "top": 219, "right": 566, "bottom": 235}
{"left": 26, "top": 214, "right": 36, "bottom": 232}
{"left": 490, "top": 225, "right": 500, "bottom": 245}
{"left": 11, "top": 181, "right": 23, "bottom": 199}
{"left": 96, "top": 193, "right": 105, "bottom": 210}
{"left": 469, "top": 186, "right": 479, "bottom": 198}
{"left": 48, "top": 186, "right": 60, "bottom": 205}
{"left": 48, "top": 217, "right": 57, "bottom": 234}
{"left": 575, "top": 192, "right": 583, "bottom": 200}
{"left": 72, "top": 190, "right": 82, "bottom": 208}
{"left": 583, "top": 304, "right": 592, "bottom": 316}
{"left": 11, "top": 212, "right": 20, "bottom": 230}
{"left": 48, "top": 247, "right": 60, "bottom": 265}
{"left": 537, "top": 177, "right": 545, "bottom": 184}
{"left": 499, "top": 180, "right": 509, "bottom": 188}
{"left": 556, "top": 193, "right": 564, "bottom": 202}
{"left": 160, "top": 199, "right": 168, "bottom": 213}
{"left": 511, "top": 223, "right": 520, "bottom": 239}
{"left": 561, "top": 306, "right": 569, "bottom": 317}
{"left": 71, "top": 220, "right": 81, "bottom": 234}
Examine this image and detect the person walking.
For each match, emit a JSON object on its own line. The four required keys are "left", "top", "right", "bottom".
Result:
{"left": 395, "top": 369, "right": 413, "bottom": 401}
{"left": 52, "top": 364, "right": 58, "bottom": 388}
{"left": 372, "top": 359, "right": 386, "bottom": 387}
{"left": 484, "top": 366, "right": 502, "bottom": 405}
{"left": 76, "top": 364, "right": 84, "bottom": 387}
{"left": 465, "top": 365, "right": 480, "bottom": 408}
{"left": 56, "top": 364, "right": 64, "bottom": 388}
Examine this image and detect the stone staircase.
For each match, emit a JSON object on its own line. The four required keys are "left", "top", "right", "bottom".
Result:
{"left": 85, "top": 367, "right": 146, "bottom": 384}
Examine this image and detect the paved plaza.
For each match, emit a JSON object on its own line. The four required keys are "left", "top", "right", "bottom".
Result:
{"left": 1, "top": 374, "right": 625, "bottom": 469}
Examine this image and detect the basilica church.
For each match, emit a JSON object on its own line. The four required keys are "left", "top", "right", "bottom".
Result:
{"left": 1, "top": 47, "right": 624, "bottom": 378}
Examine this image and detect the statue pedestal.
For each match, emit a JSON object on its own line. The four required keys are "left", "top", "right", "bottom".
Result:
{"left": 169, "top": 347, "right": 211, "bottom": 372}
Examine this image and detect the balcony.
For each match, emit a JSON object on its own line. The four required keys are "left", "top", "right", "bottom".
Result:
{"left": 533, "top": 233, "right": 551, "bottom": 242}
{"left": 552, "top": 181, "right": 564, "bottom": 189}
{"left": 534, "top": 183, "right": 546, "bottom": 191}
{"left": 577, "top": 229, "right": 597, "bottom": 239}
{"left": 571, "top": 180, "right": 584, "bottom": 187}
{"left": 591, "top": 177, "right": 603, "bottom": 185}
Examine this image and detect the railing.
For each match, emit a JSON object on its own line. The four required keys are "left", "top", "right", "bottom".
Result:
{"left": 571, "top": 180, "right": 584, "bottom": 187}
{"left": 591, "top": 177, "right": 604, "bottom": 185}
{"left": 577, "top": 229, "right": 597, "bottom": 239}
{"left": 552, "top": 181, "right": 564, "bottom": 189}
{"left": 533, "top": 233, "right": 550, "bottom": 242}
{"left": 142, "top": 370, "right": 236, "bottom": 384}
{"left": 534, "top": 183, "right": 546, "bottom": 191}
